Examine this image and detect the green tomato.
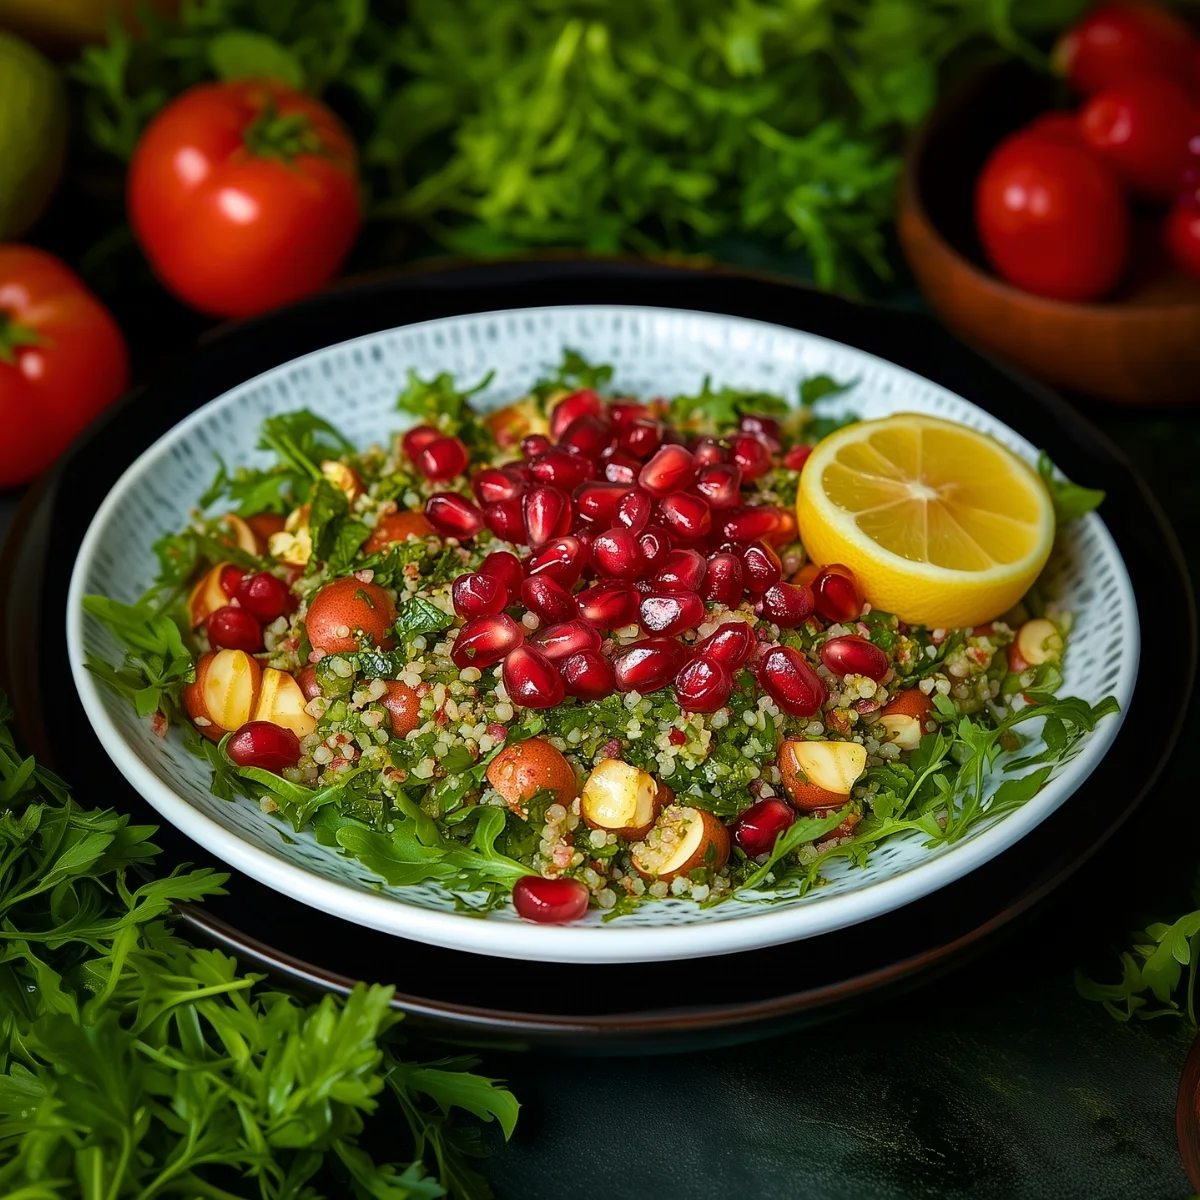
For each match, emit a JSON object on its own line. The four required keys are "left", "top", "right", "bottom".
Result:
{"left": 0, "top": 31, "right": 68, "bottom": 239}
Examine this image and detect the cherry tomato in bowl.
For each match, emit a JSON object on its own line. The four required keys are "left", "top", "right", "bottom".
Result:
{"left": 974, "top": 130, "right": 1129, "bottom": 302}
{"left": 128, "top": 81, "right": 361, "bottom": 319}
{"left": 0, "top": 244, "right": 128, "bottom": 487}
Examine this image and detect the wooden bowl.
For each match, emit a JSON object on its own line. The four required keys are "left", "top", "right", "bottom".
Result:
{"left": 897, "top": 61, "right": 1200, "bottom": 406}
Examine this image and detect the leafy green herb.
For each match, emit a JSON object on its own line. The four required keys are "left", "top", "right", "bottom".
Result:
{"left": 397, "top": 368, "right": 495, "bottom": 434}
{"left": 1038, "top": 452, "right": 1106, "bottom": 523}
{"left": 396, "top": 596, "right": 456, "bottom": 641}
{"left": 531, "top": 350, "right": 614, "bottom": 400}
{"left": 669, "top": 376, "right": 791, "bottom": 431}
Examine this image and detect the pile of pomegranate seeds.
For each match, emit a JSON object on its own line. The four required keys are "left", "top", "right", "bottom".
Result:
{"left": 405, "top": 388, "right": 868, "bottom": 716}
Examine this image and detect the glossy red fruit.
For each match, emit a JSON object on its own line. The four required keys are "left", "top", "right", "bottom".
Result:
{"left": 609, "top": 400, "right": 649, "bottom": 426}
{"left": 720, "top": 506, "right": 780, "bottom": 543}
{"left": 740, "top": 541, "right": 782, "bottom": 594}
{"left": 523, "top": 486, "right": 572, "bottom": 546}
{"left": 739, "top": 414, "right": 782, "bottom": 450}
{"left": 561, "top": 650, "right": 617, "bottom": 700}
{"left": 592, "top": 527, "right": 643, "bottom": 579}
{"left": 638, "top": 444, "right": 695, "bottom": 496}
{"left": 530, "top": 449, "right": 591, "bottom": 491}
{"left": 207, "top": 606, "right": 264, "bottom": 652}
{"left": 618, "top": 418, "right": 663, "bottom": 459}
{"left": 479, "top": 550, "right": 525, "bottom": 603}
{"left": 1166, "top": 197, "right": 1200, "bottom": 278}
{"left": 561, "top": 415, "right": 614, "bottom": 458}
{"left": 636, "top": 530, "right": 670, "bottom": 574}
{"left": 220, "top": 565, "right": 248, "bottom": 598}
{"left": 574, "top": 481, "right": 627, "bottom": 525}
{"left": 450, "top": 612, "right": 525, "bottom": 669}
{"left": 512, "top": 874, "right": 590, "bottom": 923}
{"left": 602, "top": 451, "right": 642, "bottom": 484}
{"left": 525, "top": 536, "right": 588, "bottom": 587}
{"left": 674, "top": 656, "right": 733, "bottom": 713}
{"left": 760, "top": 646, "right": 826, "bottom": 717}
{"left": 729, "top": 434, "right": 772, "bottom": 482}
{"left": 784, "top": 445, "right": 812, "bottom": 471}
{"left": 520, "top": 574, "right": 578, "bottom": 624}
{"left": 733, "top": 797, "right": 795, "bottom": 857}
{"left": 694, "top": 621, "right": 754, "bottom": 669}
{"left": 234, "top": 572, "right": 296, "bottom": 622}
{"left": 532, "top": 619, "right": 602, "bottom": 662}
{"left": 811, "top": 564, "right": 863, "bottom": 622}
{"left": 425, "top": 492, "right": 484, "bottom": 538}
{"left": 693, "top": 462, "right": 743, "bottom": 509}
{"left": 639, "top": 591, "right": 704, "bottom": 636}
{"left": 691, "top": 437, "right": 727, "bottom": 466}
{"left": 821, "top": 634, "right": 889, "bottom": 681}
{"left": 703, "top": 552, "right": 744, "bottom": 607}
{"left": 452, "top": 571, "right": 508, "bottom": 619}
{"left": 757, "top": 582, "right": 815, "bottom": 628}
{"left": 484, "top": 496, "right": 526, "bottom": 542}
{"left": 657, "top": 493, "right": 712, "bottom": 541}
{"left": 227, "top": 721, "right": 302, "bottom": 773}
{"left": 521, "top": 433, "right": 551, "bottom": 459}
{"left": 296, "top": 665, "right": 320, "bottom": 701}
{"left": 576, "top": 580, "right": 640, "bottom": 629}
{"left": 416, "top": 435, "right": 469, "bottom": 481}
{"left": 502, "top": 645, "right": 566, "bottom": 709}
{"left": 766, "top": 508, "right": 798, "bottom": 548}
{"left": 612, "top": 637, "right": 686, "bottom": 693}
{"left": 549, "top": 388, "right": 604, "bottom": 440}
{"left": 401, "top": 424, "right": 440, "bottom": 462}
{"left": 471, "top": 466, "right": 526, "bottom": 505}
{"left": 615, "top": 489, "right": 653, "bottom": 533}
{"left": 654, "top": 549, "right": 707, "bottom": 593}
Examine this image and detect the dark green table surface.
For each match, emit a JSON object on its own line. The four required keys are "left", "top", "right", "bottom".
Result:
{"left": 2, "top": 286, "right": 1196, "bottom": 1200}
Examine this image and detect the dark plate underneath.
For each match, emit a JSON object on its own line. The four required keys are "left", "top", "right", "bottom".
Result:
{"left": 1, "top": 259, "right": 1192, "bottom": 1053}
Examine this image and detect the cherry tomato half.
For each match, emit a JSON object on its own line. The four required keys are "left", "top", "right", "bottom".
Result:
{"left": 128, "top": 80, "right": 361, "bottom": 319}
{"left": 1165, "top": 197, "right": 1200, "bottom": 278}
{"left": 0, "top": 244, "right": 128, "bottom": 487}
{"left": 975, "top": 131, "right": 1129, "bottom": 302}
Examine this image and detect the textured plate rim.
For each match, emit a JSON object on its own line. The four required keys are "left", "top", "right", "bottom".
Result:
{"left": 66, "top": 303, "right": 1139, "bottom": 964}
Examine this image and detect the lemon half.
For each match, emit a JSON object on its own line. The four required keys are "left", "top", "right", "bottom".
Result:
{"left": 796, "top": 414, "right": 1055, "bottom": 628}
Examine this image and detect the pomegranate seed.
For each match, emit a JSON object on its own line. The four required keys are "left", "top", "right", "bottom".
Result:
{"left": 425, "top": 492, "right": 484, "bottom": 538}
{"left": 523, "top": 486, "right": 572, "bottom": 546}
{"left": 694, "top": 621, "right": 754, "bottom": 669}
{"left": 530, "top": 449, "right": 591, "bottom": 491}
{"left": 574, "top": 481, "right": 628, "bottom": 525}
{"left": 760, "top": 646, "right": 826, "bottom": 717}
{"left": 416, "top": 436, "right": 469, "bottom": 481}
{"left": 219, "top": 565, "right": 248, "bottom": 598}
{"left": 561, "top": 650, "right": 617, "bottom": 700}
{"left": 549, "top": 389, "right": 604, "bottom": 440}
{"left": 502, "top": 645, "right": 565, "bottom": 709}
{"left": 812, "top": 564, "right": 864, "bottom": 622}
{"left": 521, "top": 433, "right": 551, "bottom": 459}
{"left": 654, "top": 549, "right": 707, "bottom": 593}
{"left": 739, "top": 414, "right": 782, "bottom": 450}
{"left": 525, "top": 535, "right": 587, "bottom": 587}
{"left": 520, "top": 575, "right": 578, "bottom": 625}
{"left": 740, "top": 541, "right": 782, "bottom": 593}
{"left": 639, "top": 444, "right": 695, "bottom": 496}
{"left": 207, "top": 606, "right": 263, "bottom": 652}
{"left": 669, "top": 728, "right": 687, "bottom": 745}
{"left": 784, "top": 445, "right": 813, "bottom": 471}
{"left": 401, "top": 424, "right": 441, "bottom": 461}
{"left": 694, "top": 463, "right": 743, "bottom": 509}
{"left": 639, "top": 591, "right": 704, "bottom": 636}
{"left": 234, "top": 572, "right": 296, "bottom": 622}
{"left": 560, "top": 416, "right": 613, "bottom": 457}
{"left": 612, "top": 637, "right": 686, "bottom": 693}
{"left": 592, "top": 527, "right": 643, "bottom": 580}
{"left": 512, "top": 874, "right": 590, "bottom": 923}
{"left": 757, "top": 582, "right": 815, "bottom": 628}
{"left": 733, "top": 797, "right": 795, "bottom": 856}
{"left": 618, "top": 418, "right": 663, "bottom": 459}
{"left": 227, "top": 721, "right": 302, "bottom": 773}
{"left": 479, "top": 550, "right": 525, "bottom": 603}
{"left": 532, "top": 619, "right": 602, "bottom": 662}
{"left": 603, "top": 451, "right": 642, "bottom": 484}
{"left": 703, "top": 552, "right": 744, "bottom": 606}
{"left": 576, "top": 580, "right": 640, "bottom": 629}
{"left": 451, "top": 613, "right": 524, "bottom": 669}
{"left": 615, "top": 489, "right": 653, "bottom": 533}
{"left": 691, "top": 437, "right": 726, "bottom": 466}
{"left": 719, "top": 506, "right": 780, "bottom": 543}
{"left": 484, "top": 496, "right": 526, "bottom": 542}
{"left": 674, "top": 657, "right": 733, "bottom": 713}
{"left": 608, "top": 401, "right": 649, "bottom": 426}
{"left": 729, "top": 434, "right": 772, "bottom": 482}
{"left": 471, "top": 467, "right": 526, "bottom": 505}
{"left": 657, "top": 493, "right": 711, "bottom": 541}
{"left": 452, "top": 572, "right": 507, "bottom": 618}
{"left": 636, "top": 530, "right": 670, "bottom": 574}
{"left": 821, "top": 634, "right": 889, "bottom": 681}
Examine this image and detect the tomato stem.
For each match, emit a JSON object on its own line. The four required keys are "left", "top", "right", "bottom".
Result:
{"left": 244, "top": 99, "right": 324, "bottom": 162}
{"left": 0, "top": 311, "right": 45, "bottom": 366}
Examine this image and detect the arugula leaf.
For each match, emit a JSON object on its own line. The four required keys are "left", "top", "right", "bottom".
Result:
{"left": 258, "top": 409, "right": 355, "bottom": 503}
{"left": 397, "top": 368, "right": 494, "bottom": 431}
{"left": 800, "top": 375, "right": 856, "bottom": 408}
{"left": 739, "top": 807, "right": 851, "bottom": 892}
{"left": 1038, "top": 452, "right": 1106, "bottom": 523}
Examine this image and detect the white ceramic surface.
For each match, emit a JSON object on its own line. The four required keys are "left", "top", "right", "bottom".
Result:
{"left": 67, "top": 305, "right": 1138, "bottom": 964}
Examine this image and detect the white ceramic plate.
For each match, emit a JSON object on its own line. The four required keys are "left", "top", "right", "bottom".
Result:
{"left": 67, "top": 305, "right": 1138, "bottom": 964}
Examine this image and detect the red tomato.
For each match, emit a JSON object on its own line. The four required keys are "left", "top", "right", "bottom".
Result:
{"left": 1022, "top": 112, "right": 1085, "bottom": 144}
{"left": 974, "top": 132, "right": 1129, "bottom": 302}
{"left": 128, "top": 81, "right": 361, "bottom": 319}
{"left": 0, "top": 245, "right": 128, "bottom": 487}
{"left": 1054, "top": 1, "right": 1196, "bottom": 95}
{"left": 1079, "top": 76, "right": 1194, "bottom": 199}
{"left": 1165, "top": 197, "right": 1200, "bottom": 277}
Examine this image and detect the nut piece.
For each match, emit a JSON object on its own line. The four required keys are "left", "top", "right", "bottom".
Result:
{"left": 187, "top": 561, "right": 232, "bottom": 628}
{"left": 1015, "top": 618, "right": 1063, "bottom": 669}
{"left": 485, "top": 737, "right": 577, "bottom": 815}
{"left": 321, "top": 459, "right": 364, "bottom": 502}
{"left": 876, "top": 688, "right": 936, "bottom": 752}
{"left": 183, "top": 649, "right": 263, "bottom": 742}
{"left": 483, "top": 397, "right": 549, "bottom": 449}
{"left": 631, "top": 805, "right": 730, "bottom": 881}
{"left": 253, "top": 668, "right": 317, "bottom": 738}
{"left": 779, "top": 739, "right": 867, "bottom": 811}
{"left": 580, "top": 758, "right": 662, "bottom": 840}
{"left": 269, "top": 504, "right": 313, "bottom": 566}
